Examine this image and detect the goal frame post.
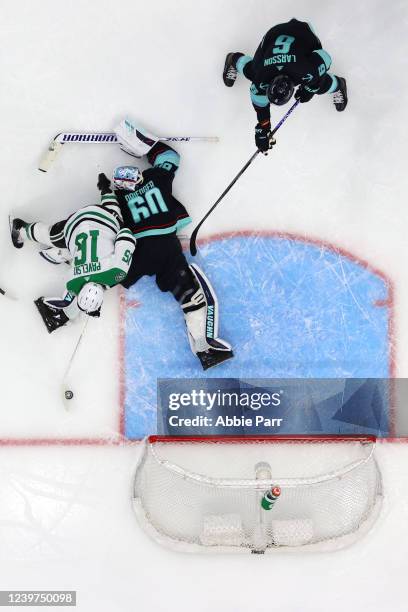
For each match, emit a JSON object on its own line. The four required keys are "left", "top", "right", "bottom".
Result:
{"left": 133, "top": 434, "right": 382, "bottom": 554}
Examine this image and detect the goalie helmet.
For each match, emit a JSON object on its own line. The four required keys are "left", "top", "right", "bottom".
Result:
{"left": 112, "top": 165, "right": 143, "bottom": 191}
{"left": 267, "top": 75, "right": 294, "bottom": 106}
{"left": 77, "top": 282, "right": 104, "bottom": 314}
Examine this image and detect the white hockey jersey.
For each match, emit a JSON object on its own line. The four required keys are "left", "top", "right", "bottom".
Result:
{"left": 64, "top": 193, "right": 136, "bottom": 295}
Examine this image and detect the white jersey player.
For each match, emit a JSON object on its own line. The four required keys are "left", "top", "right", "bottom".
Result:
{"left": 10, "top": 186, "right": 136, "bottom": 332}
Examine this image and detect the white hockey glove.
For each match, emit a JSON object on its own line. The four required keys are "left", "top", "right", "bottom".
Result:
{"left": 114, "top": 118, "right": 159, "bottom": 158}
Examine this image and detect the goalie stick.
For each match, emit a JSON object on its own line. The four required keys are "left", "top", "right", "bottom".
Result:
{"left": 189, "top": 100, "right": 300, "bottom": 256}
{"left": 39, "top": 132, "right": 219, "bottom": 172}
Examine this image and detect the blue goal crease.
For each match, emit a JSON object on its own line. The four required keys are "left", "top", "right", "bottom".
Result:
{"left": 122, "top": 235, "right": 391, "bottom": 439}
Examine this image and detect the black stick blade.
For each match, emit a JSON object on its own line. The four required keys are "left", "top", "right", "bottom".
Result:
{"left": 189, "top": 228, "right": 199, "bottom": 256}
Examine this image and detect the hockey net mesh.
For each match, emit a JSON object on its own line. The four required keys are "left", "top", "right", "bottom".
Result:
{"left": 133, "top": 436, "right": 382, "bottom": 553}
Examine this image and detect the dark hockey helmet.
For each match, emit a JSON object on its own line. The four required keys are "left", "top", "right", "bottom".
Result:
{"left": 267, "top": 75, "right": 294, "bottom": 106}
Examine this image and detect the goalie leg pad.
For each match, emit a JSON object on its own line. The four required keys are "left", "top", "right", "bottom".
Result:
{"left": 181, "top": 264, "right": 233, "bottom": 368}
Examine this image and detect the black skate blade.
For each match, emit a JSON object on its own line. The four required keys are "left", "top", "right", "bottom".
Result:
{"left": 197, "top": 349, "right": 234, "bottom": 371}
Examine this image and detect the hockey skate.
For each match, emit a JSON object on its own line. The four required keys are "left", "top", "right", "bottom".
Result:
{"left": 34, "top": 297, "right": 69, "bottom": 333}
{"left": 9, "top": 217, "right": 27, "bottom": 249}
{"left": 197, "top": 345, "right": 234, "bottom": 371}
{"left": 223, "top": 52, "right": 243, "bottom": 87}
{"left": 333, "top": 77, "right": 348, "bottom": 112}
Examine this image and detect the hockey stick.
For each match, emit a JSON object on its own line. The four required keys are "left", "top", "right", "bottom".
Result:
{"left": 0, "top": 287, "right": 17, "bottom": 300}
{"left": 189, "top": 100, "right": 300, "bottom": 256}
{"left": 38, "top": 132, "right": 219, "bottom": 172}
{"left": 62, "top": 316, "right": 89, "bottom": 408}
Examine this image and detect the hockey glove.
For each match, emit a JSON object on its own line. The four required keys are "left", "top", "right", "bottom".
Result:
{"left": 97, "top": 173, "right": 112, "bottom": 194}
{"left": 295, "top": 86, "right": 315, "bottom": 103}
{"left": 255, "top": 121, "right": 276, "bottom": 154}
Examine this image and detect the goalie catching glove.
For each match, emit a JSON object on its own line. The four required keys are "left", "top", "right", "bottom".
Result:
{"left": 114, "top": 118, "right": 159, "bottom": 158}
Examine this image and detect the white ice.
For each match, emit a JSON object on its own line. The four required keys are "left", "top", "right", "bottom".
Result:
{"left": 0, "top": 0, "right": 407, "bottom": 609}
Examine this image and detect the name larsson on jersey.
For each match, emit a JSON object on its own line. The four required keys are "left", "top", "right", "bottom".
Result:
{"left": 264, "top": 54, "right": 296, "bottom": 66}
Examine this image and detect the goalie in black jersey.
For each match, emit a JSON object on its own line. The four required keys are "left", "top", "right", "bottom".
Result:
{"left": 223, "top": 18, "right": 348, "bottom": 152}
{"left": 96, "top": 119, "right": 233, "bottom": 371}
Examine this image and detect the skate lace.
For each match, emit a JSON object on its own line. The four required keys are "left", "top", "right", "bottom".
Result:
{"left": 226, "top": 66, "right": 237, "bottom": 79}
{"left": 333, "top": 90, "right": 344, "bottom": 103}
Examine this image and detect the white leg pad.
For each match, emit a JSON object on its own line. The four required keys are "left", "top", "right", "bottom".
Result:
{"left": 182, "top": 264, "right": 231, "bottom": 355}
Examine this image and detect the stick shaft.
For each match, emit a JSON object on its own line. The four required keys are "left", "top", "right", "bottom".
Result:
{"left": 189, "top": 150, "right": 259, "bottom": 255}
{"left": 62, "top": 318, "right": 89, "bottom": 384}
{"left": 39, "top": 133, "right": 218, "bottom": 172}
{"left": 51, "top": 133, "right": 218, "bottom": 146}
{"left": 189, "top": 100, "right": 300, "bottom": 255}
{"left": 271, "top": 99, "right": 300, "bottom": 135}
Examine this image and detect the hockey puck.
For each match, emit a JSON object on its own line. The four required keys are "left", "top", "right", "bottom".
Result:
{"left": 65, "top": 390, "right": 74, "bottom": 400}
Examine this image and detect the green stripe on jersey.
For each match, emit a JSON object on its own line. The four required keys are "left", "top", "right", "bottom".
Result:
{"left": 66, "top": 267, "right": 127, "bottom": 294}
{"left": 101, "top": 194, "right": 119, "bottom": 204}
{"left": 116, "top": 228, "right": 136, "bottom": 241}
{"left": 64, "top": 208, "right": 119, "bottom": 242}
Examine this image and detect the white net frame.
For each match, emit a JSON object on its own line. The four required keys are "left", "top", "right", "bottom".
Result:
{"left": 132, "top": 435, "right": 383, "bottom": 553}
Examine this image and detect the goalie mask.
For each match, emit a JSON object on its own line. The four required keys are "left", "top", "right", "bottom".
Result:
{"left": 267, "top": 75, "right": 294, "bottom": 106}
{"left": 77, "top": 282, "right": 104, "bottom": 314}
{"left": 112, "top": 165, "right": 143, "bottom": 191}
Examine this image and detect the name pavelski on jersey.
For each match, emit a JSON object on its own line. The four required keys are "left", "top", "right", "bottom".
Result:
{"left": 74, "top": 262, "right": 102, "bottom": 275}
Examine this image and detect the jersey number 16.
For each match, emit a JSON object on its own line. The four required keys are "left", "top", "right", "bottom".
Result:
{"left": 74, "top": 230, "right": 99, "bottom": 266}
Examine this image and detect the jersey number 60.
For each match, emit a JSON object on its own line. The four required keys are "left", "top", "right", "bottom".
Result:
{"left": 127, "top": 187, "right": 169, "bottom": 224}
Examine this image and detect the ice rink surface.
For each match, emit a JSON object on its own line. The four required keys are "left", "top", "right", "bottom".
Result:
{"left": 1, "top": 0, "right": 408, "bottom": 609}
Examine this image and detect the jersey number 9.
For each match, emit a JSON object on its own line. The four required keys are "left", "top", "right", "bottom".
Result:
{"left": 272, "top": 35, "right": 295, "bottom": 54}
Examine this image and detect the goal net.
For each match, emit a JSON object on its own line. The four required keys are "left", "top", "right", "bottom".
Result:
{"left": 133, "top": 435, "right": 382, "bottom": 553}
